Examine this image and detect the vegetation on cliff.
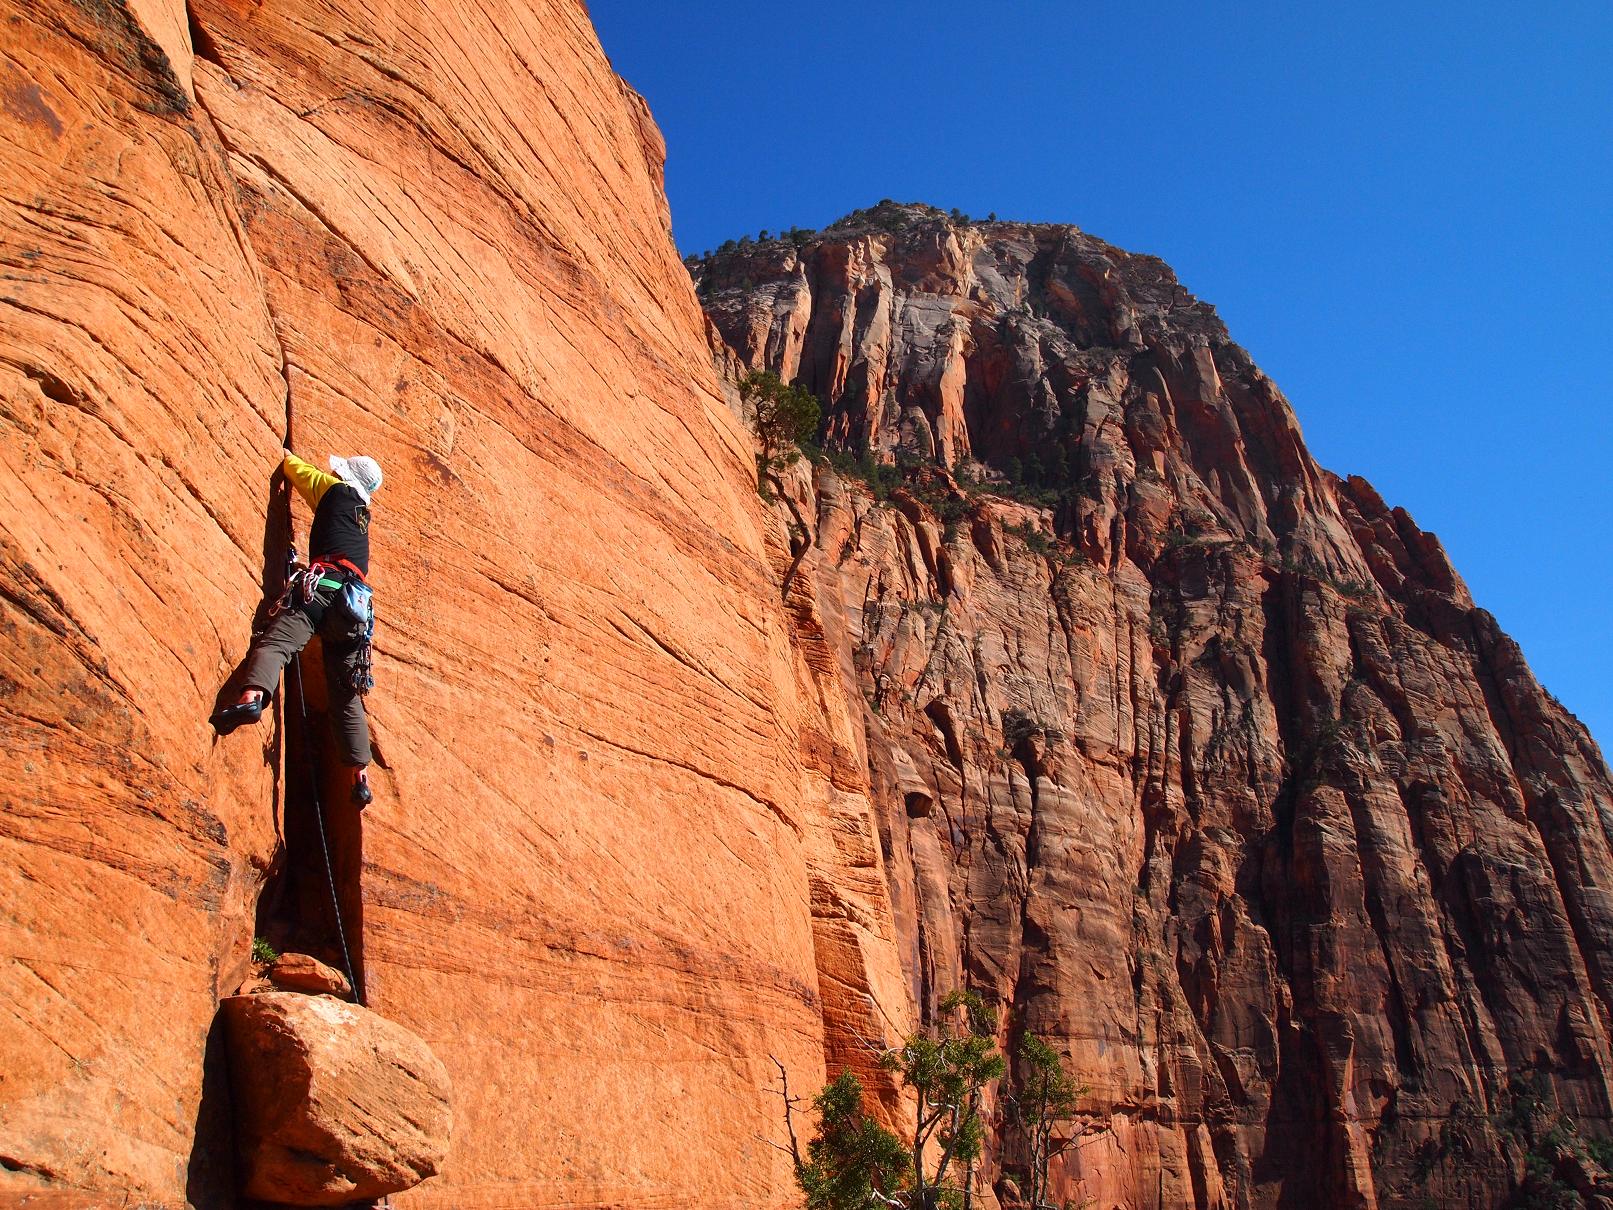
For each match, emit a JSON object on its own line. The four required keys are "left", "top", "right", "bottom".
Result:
{"left": 779, "top": 992, "right": 1089, "bottom": 1210}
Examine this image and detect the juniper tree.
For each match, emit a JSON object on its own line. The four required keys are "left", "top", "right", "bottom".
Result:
{"left": 1023, "top": 450, "right": 1045, "bottom": 490}
{"left": 1048, "top": 445, "right": 1070, "bottom": 488}
{"left": 739, "top": 369, "right": 820, "bottom": 488}
{"left": 880, "top": 989, "right": 1005, "bottom": 1210}
{"left": 774, "top": 1061, "right": 910, "bottom": 1210}
{"left": 804, "top": 1073, "right": 912, "bottom": 1210}
{"left": 1008, "top": 1034, "right": 1086, "bottom": 1210}
{"left": 776, "top": 992, "right": 1006, "bottom": 1210}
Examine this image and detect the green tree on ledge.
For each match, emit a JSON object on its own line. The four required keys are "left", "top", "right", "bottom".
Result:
{"left": 739, "top": 369, "right": 820, "bottom": 490}
{"left": 773, "top": 990, "right": 1010, "bottom": 1210}
{"left": 775, "top": 1063, "right": 911, "bottom": 1210}
{"left": 880, "top": 989, "right": 1004, "bottom": 1210}
{"left": 1007, "top": 1034, "right": 1088, "bottom": 1210}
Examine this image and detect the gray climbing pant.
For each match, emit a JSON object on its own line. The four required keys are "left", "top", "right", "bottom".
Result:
{"left": 241, "top": 589, "right": 372, "bottom": 768}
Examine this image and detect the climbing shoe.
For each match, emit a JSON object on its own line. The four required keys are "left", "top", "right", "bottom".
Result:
{"left": 350, "top": 768, "right": 372, "bottom": 809}
{"left": 213, "top": 690, "right": 267, "bottom": 735}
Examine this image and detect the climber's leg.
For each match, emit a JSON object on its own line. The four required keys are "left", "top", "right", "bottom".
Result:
{"left": 215, "top": 607, "right": 316, "bottom": 734}
{"left": 322, "top": 637, "right": 373, "bottom": 805}
{"left": 241, "top": 607, "right": 317, "bottom": 696}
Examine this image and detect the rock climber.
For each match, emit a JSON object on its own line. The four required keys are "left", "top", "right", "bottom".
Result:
{"left": 214, "top": 448, "right": 383, "bottom": 807}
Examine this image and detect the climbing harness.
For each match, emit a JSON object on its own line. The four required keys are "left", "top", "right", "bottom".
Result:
{"left": 264, "top": 555, "right": 376, "bottom": 698}
{"left": 314, "top": 553, "right": 368, "bottom": 584}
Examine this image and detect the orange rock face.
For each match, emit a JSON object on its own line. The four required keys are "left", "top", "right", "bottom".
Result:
{"left": 696, "top": 205, "right": 1613, "bottom": 1208}
{"left": 0, "top": 0, "right": 287, "bottom": 1197}
{"left": 1, "top": 2, "right": 906, "bottom": 1207}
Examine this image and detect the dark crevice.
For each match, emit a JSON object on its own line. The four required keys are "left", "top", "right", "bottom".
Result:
{"left": 1342, "top": 783, "right": 1420, "bottom": 1080}
{"left": 184, "top": 1, "right": 225, "bottom": 73}
{"left": 183, "top": 1007, "right": 237, "bottom": 1205}
{"left": 0, "top": 1153, "right": 59, "bottom": 1180}
{"left": 185, "top": 27, "right": 365, "bottom": 1007}
{"left": 911, "top": 830, "right": 935, "bottom": 1026}
{"left": 252, "top": 642, "right": 367, "bottom": 1005}
{"left": 925, "top": 699, "right": 965, "bottom": 772}
{"left": 23, "top": 366, "right": 82, "bottom": 409}
{"left": 1005, "top": 740, "right": 1046, "bottom": 1136}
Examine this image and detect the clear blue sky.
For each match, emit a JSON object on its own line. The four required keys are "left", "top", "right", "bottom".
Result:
{"left": 592, "top": 1, "right": 1613, "bottom": 750}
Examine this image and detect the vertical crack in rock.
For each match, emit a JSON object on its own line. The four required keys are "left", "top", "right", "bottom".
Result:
{"left": 182, "top": 8, "right": 366, "bottom": 1012}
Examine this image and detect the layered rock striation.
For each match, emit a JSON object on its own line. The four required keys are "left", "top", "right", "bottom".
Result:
{"left": 1, "top": 2, "right": 909, "bottom": 1206}
{"left": 695, "top": 203, "right": 1613, "bottom": 1208}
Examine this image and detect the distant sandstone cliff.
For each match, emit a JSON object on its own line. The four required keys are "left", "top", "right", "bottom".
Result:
{"left": 2, "top": 1, "right": 1610, "bottom": 1208}
{"left": 693, "top": 205, "right": 1613, "bottom": 1208}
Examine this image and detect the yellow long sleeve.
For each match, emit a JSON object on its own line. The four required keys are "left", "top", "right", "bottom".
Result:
{"left": 283, "top": 451, "right": 341, "bottom": 510}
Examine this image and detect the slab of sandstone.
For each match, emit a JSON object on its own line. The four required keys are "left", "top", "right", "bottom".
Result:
{"left": 268, "top": 952, "right": 353, "bottom": 998}
{"left": 222, "top": 992, "right": 450, "bottom": 1205}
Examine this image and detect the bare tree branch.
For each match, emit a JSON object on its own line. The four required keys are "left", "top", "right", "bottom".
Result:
{"left": 768, "top": 1054, "right": 806, "bottom": 1171}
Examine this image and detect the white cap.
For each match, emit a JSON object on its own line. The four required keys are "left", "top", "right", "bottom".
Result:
{"left": 330, "top": 455, "right": 383, "bottom": 504}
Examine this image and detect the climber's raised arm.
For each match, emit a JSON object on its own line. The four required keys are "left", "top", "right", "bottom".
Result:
{"left": 283, "top": 450, "right": 342, "bottom": 510}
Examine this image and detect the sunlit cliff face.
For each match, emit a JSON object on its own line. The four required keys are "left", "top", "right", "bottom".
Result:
{"left": 694, "top": 205, "right": 1613, "bottom": 1209}
{"left": 3, "top": 3, "right": 1611, "bottom": 1206}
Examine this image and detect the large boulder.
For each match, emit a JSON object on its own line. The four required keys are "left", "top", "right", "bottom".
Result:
{"left": 222, "top": 992, "right": 451, "bottom": 1205}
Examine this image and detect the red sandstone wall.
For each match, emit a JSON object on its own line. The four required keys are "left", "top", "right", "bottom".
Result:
{"left": 0, "top": 2, "right": 908, "bottom": 1205}
{"left": 701, "top": 213, "right": 1613, "bottom": 1209}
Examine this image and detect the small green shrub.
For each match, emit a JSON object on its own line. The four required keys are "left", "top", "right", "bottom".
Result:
{"left": 1586, "top": 1136, "right": 1613, "bottom": 1171}
{"left": 252, "top": 936, "right": 279, "bottom": 965}
{"left": 1002, "top": 708, "right": 1063, "bottom": 753}
{"left": 1498, "top": 1074, "right": 1589, "bottom": 1209}
{"left": 1006, "top": 521, "right": 1054, "bottom": 556}
{"left": 1333, "top": 578, "right": 1376, "bottom": 601}
{"left": 823, "top": 448, "right": 903, "bottom": 501}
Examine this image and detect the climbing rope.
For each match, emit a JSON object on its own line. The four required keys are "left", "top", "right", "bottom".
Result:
{"left": 288, "top": 651, "right": 363, "bottom": 1006}
{"left": 282, "top": 538, "right": 363, "bottom": 1008}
